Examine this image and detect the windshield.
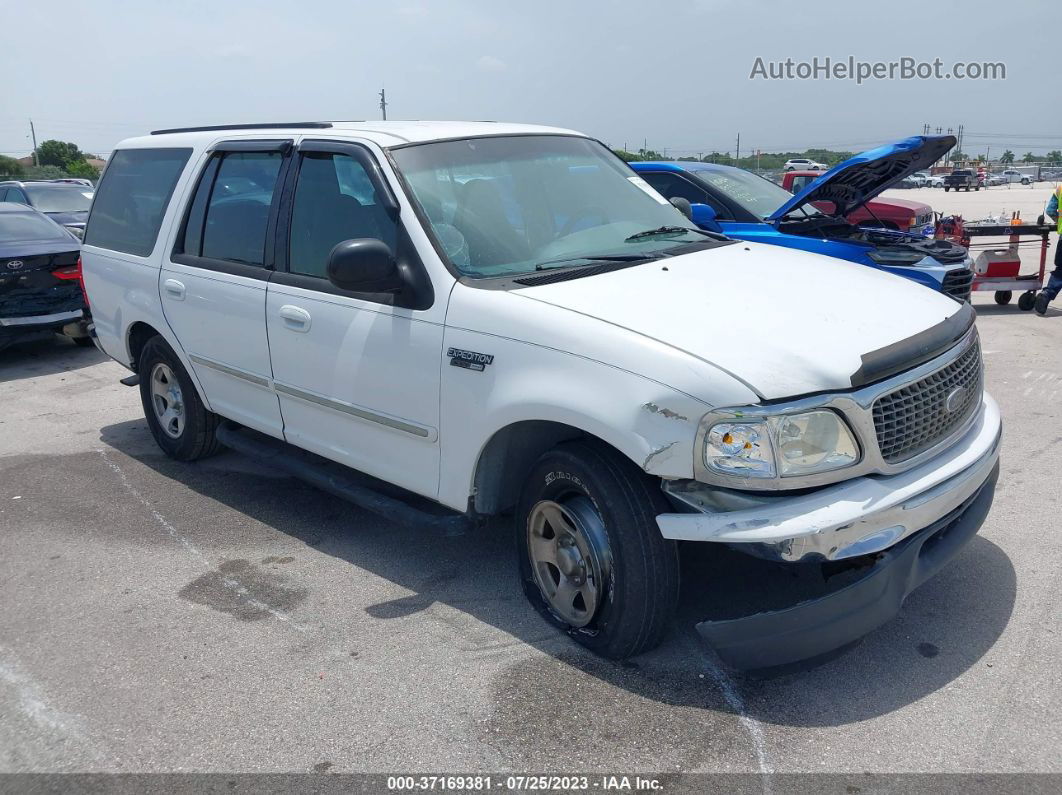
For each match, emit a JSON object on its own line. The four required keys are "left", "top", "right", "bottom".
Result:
{"left": 697, "top": 168, "right": 823, "bottom": 219}
{"left": 390, "top": 135, "right": 709, "bottom": 278}
{"left": 0, "top": 210, "right": 70, "bottom": 242}
{"left": 24, "top": 184, "right": 94, "bottom": 214}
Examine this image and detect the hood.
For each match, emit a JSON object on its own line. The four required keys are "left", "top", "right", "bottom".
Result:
{"left": 514, "top": 243, "right": 966, "bottom": 400}
{"left": 768, "top": 135, "right": 955, "bottom": 222}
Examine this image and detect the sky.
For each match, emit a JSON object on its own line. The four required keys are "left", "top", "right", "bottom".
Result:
{"left": 3, "top": 0, "right": 1058, "bottom": 161}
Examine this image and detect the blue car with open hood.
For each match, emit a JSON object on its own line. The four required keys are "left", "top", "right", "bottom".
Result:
{"left": 631, "top": 135, "right": 974, "bottom": 301}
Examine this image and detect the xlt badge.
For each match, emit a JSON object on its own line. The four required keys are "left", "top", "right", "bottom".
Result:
{"left": 448, "top": 347, "right": 493, "bottom": 371}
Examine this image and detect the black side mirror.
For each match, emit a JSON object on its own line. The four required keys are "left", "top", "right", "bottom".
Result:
{"left": 327, "top": 239, "right": 403, "bottom": 293}
{"left": 669, "top": 196, "right": 692, "bottom": 220}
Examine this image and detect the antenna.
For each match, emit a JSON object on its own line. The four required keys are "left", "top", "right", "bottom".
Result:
{"left": 379, "top": 89, "right": 388, "bottom": 121}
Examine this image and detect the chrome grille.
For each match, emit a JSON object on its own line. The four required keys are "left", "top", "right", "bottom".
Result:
{"left": 872, "top": 339, "right": 982, "bottom": 463}
{"left": 942, "top": 269, "right": 973, "bottom": 303}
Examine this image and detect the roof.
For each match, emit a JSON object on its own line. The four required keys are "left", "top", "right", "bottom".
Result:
{"left": 630, "top": 160, "right": 740, "bottom": 175}
{"left": 116, "top": 120, "right": 583, "bottom": 151}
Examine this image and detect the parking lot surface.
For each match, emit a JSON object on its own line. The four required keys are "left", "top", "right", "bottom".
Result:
{"left": 1, "top": 187, "right": 1060, "bottom": 775}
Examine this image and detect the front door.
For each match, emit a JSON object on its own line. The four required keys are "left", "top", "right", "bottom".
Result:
{"left": 160, "top": 139, "right": 292, "bottom": 437}
{"left": 265, "top": 140, "right": 444, "bottom": 498}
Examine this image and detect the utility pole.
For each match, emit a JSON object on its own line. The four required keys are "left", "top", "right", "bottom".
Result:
{"left": 29, "top": 119, "right": 39, "bottom": 166}
{"left": 735, "top": 133, "right": 740, "bottom": 166}
{"left": 379, "top": 89, "right": 388, "bottom": 121}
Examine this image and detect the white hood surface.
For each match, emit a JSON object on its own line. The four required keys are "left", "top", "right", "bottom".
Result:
{"left": 513, "top": 242, "right": 965, "bottom": 400}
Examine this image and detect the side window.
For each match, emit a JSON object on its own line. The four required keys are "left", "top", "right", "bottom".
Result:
{"left": 288, "top": 151, "right": 397, "bottom": 279}
{"left": 0, "top": 188, "right": 8, "bottom": 202}
{"left": 198, "top": 152, "right": 283, "bottom": 267}
{"left": 6, "top": 189, "right": 28, "bottom": 205}
{"left": 641, "top": 172, "right": 731, "bottom": 220}
{"left": 84, "top": 148, "right": 191, "bottom": 256}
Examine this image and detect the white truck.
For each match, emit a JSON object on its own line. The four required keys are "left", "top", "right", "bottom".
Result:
{"left": 81, "top": 121, "right": 1001, "bottom": 668}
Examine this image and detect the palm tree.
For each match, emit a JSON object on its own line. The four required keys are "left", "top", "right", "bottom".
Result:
{"left": 1022, "top": 152, "right": 1037, "bottom": 163}
{"left": 1000, "top": 150, "right": 1015, "bottom": 164}
{"left": 1048, "top": 150, "right": 1062, "bottom": 165}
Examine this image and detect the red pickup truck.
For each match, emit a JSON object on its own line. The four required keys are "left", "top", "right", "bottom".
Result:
{"left": 783, "top": 170, "right": 934, "bottom": 236}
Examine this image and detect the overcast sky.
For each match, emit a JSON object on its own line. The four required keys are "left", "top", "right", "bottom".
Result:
{"left": 3, "top": 0, "right": 1058, "bottom": 160}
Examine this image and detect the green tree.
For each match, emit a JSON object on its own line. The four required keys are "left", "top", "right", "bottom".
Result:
{"left": 24, "top": 164, "right": 66, "bottom": 179}
{"left": 0, "top": 155, "right": 24, "bottom": 178}
{"left": 951, "top": 150, "right": 967, "bottom": 162}
{"left": 1000, "top": 150, "right": 1015, "bottom": 164}
{"left": 1022, "top": 152, "right": 1037, "bottom": 163}
{"left": 611, "top": 149, "right": 642, "bottom": 162}
{"left": 35, "top": 140, "right": 86, "bottom": 169}
{"left": 65, "top": 160, "right": 100, "bottom": 179}
{"left": 1046, "top": 150, "right": 1062, "bottom": 165}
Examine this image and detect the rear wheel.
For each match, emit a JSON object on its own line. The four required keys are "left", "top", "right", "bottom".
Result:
{"left": 138, "top": 335, "right": 221, "bottom": 460}
{"left": 516, "top": 440, "right": 680, "bottom": 659}
{"left": 994, "top": 291, "right": 1013, "bottom": 305}
{"left": 944, "top": 186, "right": 950, "bottom": 192}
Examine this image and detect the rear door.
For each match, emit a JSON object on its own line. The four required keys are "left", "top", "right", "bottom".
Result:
{"left": 160, "top": 139, "right": 292, "bottom": 438}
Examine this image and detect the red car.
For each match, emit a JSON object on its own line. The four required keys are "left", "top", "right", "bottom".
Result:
{"left": 782, "top": 170, "right": 934, "bottom": 236}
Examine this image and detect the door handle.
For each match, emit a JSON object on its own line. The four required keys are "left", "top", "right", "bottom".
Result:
{"left": 278, "top": 304, "right": 311, "bottom": 332}
{"left": 163, "top": 278, "right": 186, "bottom": 300}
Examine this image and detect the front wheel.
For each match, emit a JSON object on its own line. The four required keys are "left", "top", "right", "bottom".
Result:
{"left": 994, "top": 291, "right": 1013, "bottom": 305}
{"left": 138, "top": 335, "right": 222, "bottom": 461}
{"left": 1018, "top": 291, "right": 1037, "bottom": 311}
{"left": 516, "top": 440, "right": 680, "bottom": 659}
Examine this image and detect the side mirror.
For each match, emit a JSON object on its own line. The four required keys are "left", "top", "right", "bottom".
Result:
{"left": 669, "top": 196, "right": 693, "bottom": 220}
{"left": 327, "top": 239, "right": 403, "bottom": 293}
{"left": 689, "top": 202, "right": 721, "bottom": 232}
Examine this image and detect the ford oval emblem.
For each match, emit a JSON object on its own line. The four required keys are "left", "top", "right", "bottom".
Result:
{"left": 945, "top": 386, "right": 968, "bottom": 414}
{"left": 6, "top": 260, "right": 24, "bottom": 271}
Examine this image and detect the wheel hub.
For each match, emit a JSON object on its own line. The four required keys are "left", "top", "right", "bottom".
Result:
{"left": 150, "top": 362, "right": 185, "bottom": 439}
{"left": 527, "top": 496, "right": 613, "bottom": 627}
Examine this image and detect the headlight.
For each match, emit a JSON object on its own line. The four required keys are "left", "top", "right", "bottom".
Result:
{"left": 704, "top": 410, "right": 859, "bottom": 480}
{"left": 867, "top": 249, "right": 929, "bottom": 266}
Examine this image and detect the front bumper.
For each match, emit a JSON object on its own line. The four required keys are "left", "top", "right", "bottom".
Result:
{"left": 696, "top": 463, "right": 998, "bottom": 669}
{"left": 657, "top": 393, "right": 1001, "bottom": 562}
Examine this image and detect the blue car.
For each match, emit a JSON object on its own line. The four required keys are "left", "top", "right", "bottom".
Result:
{"left": 630, "top": 136, "right": 973, "bottom": 301}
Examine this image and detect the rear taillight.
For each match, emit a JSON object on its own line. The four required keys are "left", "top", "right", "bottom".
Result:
{"left": 54, "top": 256, "right": 89, "bottom": 307}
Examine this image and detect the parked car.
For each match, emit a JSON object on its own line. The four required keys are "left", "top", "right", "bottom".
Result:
{"left": 926, "top": 173, "right": 947, "bottom": 188}
{"left": 896, "top": 176, "right": 922, "bottom": 189}
{"left": 0, "top": 203, "right": 91, "bottom": 351}
{"left": 82, "top": 122, "right": 1000, "bottom": 668}
{"left": 910, "top": 171, "right": 930, "bottom": 186}
{"left": 1000, "top": 169, "right": 1033, "bottom": 185}
{"left": 783, "top": 157, "right": 828, "bottom": 171}
{"left": 631, "top": 136, "right": 974, "bottom": 301}
{"left": 0, "top": 180, "right": 95, "bottom": 238}
{"left": 944, "top": 169, "right": 979, "bottom": 191}
{"left": 780, "top": 170, "right": 935, "bottom": 235}
{"left": 985, "top": 173, "right": 1006, "bottom": 187}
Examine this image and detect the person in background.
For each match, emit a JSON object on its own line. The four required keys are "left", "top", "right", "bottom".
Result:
{"left": 1037, "top": 184, "right": 1062, "bottom": 315}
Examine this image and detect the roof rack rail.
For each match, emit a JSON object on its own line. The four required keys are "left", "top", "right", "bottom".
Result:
{"left": 150, "top": 122, "right": 333, "bottom": 135}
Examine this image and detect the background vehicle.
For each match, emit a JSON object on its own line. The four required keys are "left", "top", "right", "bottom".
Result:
{"left": 784, "top": 157, "right": 827, "bottom": 171}
{"left": 926, "top": 173, "right": 947, "bottom": 187}
{"left": 944, "top": 169, "right": 979, "bottom": 191}
{"left": 985, "top": 173, "right": 1006, "bottom": 186}
{"left": 782, "top": 170, "right": 934, "bottom": 234}
{"left": 1001, "top": 169, "right": 1032, "bottom": 185}
{"left": 0, "top": 180, "right": 95, "bottom": 238}
{"left": 0, "top": 203, "right": 90, "bottom": 351}
{"left": 82, "top": 122, "right": 999, "bottom": 668}
{"left": 632, "top": 135, "right": 974, "bottom": 300}
{"left": 910, "top": 171, "right": 930, "bottom": 186}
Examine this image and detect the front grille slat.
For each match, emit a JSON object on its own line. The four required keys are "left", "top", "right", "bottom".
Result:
{"left": 942, "top": 269, "right": 973, "bottom": 303}
{"left": 872, "top": 339, "right": 982, "bottom": 464}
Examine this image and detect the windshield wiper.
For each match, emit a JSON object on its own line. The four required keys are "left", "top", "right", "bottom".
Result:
{"left": 534, "top": 254, "right": 652, "bottom": 271}
{"left": 624, "top": 225, "right": 729, "bottom": 242}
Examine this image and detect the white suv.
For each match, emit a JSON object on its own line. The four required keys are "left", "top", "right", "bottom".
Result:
{"left": 783, "top": 157, "right": 828, "bottom": 171}
{"left": 82, "top": 121, "right": 1001, "bottom": 667}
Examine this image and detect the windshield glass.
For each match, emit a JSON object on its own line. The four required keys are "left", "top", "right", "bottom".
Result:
{"left": 390, "top": 135, "right": 708, "bottom": 278}
{"left": 24, "top": 184, "right": 94, "bottom": 214}
{"left": 0, "top": 210, "right": 70, "bottom": 242}
{"left": 696, "top": 169, "right": 820, "bottom": 219}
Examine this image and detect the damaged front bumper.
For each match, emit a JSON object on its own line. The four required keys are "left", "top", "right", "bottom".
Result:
{"left": 655, "top": 394, "right": 1001, "bottom": 669}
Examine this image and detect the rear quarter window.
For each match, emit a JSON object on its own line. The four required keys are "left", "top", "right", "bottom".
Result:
{"left": 84, "top": 148, "right": 192, "bottom": 256}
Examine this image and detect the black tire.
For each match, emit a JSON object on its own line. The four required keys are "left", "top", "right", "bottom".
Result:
{"left": 994, "top": 291, "right": 1013, "bottom": 305}
{"left": 944, "top": 186, "right": 950, "bottom": 192}
{"left": 516, "top": 439, "right": 680, "bottom": 659}
{"left": 1018, "top": 291, "right": 1037, "bottom": 311}
{"left": 137, "top": 335, "right": 222, "bottom": 461}
{"left": 71, "top": 336, "right": 95, "bottom": 347}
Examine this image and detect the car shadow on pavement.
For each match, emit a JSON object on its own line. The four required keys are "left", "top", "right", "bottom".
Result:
{"left": 0, "top": 336, "right": 106, "bottom": 381}
{"left": 96, "top": 420, "right": 1017, "bottom": 730}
